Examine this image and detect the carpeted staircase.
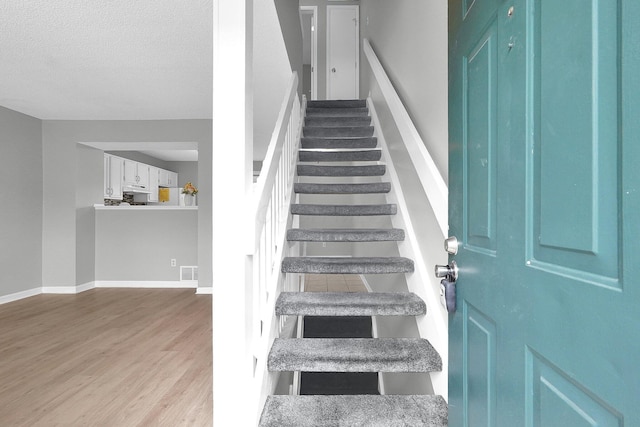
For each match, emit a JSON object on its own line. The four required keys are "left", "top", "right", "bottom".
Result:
{"left": 259, "top": 99, "right": 447, "bottom": 426}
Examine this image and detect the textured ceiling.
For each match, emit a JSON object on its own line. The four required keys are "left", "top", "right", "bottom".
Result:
{"left": 0, "top": 0, "right": 212, "bottom": 120}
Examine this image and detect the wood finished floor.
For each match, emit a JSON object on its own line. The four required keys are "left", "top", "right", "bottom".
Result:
{"left": 0, "top": 289, "right": 212, "bottom": 427}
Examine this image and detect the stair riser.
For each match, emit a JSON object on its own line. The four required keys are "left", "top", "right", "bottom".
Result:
{"left": 290, "top": 204, "right": 397, "bottom": 216}
{"left": 281, "top": 258, "right": 414, "bottom": 274}
{"left": 259, "top": 395, "right": 448, "bottom": 427}
{"left": 305, "top": 107, "right": 369, "bottom": 117}
{"left": 301, "top": 137, "right": 378, "bottom": 149}
{"left": 286, "top": 230, "right": 404, "bottom": 242}
{"left": 275, "top": 292, "right": 427, "bottom": 317}
{"left": 299, "top": 150, "right": 381, "bottom": 162}
{"left": 303, "top": 126, "right": 374, "bottom": 138}
{"left": 305, "top": 117, "right": 371, "bottom": 127}
{"left": 268, "top": 338, "right": 442, "bottom": 373}
{"left": 294, "top": 183, "right": 391, "bottom": 194}
{"left": 297, "top": 165, "right": 386, "bottom": 177}
{"left": 307, "top": 100, "right": 366, "bottom": 108}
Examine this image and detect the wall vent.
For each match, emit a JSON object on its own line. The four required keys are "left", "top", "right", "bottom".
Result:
{"left": 180, "top": 266, "right": 198, "bottom": 282}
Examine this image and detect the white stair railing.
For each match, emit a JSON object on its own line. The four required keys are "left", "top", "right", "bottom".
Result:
{"left": 363, "top": 39, "right": 449, "bottom": 400}
{"left": 250, "top": 72, "right": 304, "bottom": 423}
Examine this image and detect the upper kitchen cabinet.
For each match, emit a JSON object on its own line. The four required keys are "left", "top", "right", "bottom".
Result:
{"left": 148, "top": 167, "right": 160, "bottom": 202}
{"left": 123, "top": 159, "right": 150, "bottom": 193}
{"left": 159, "top": 169, "right": 178, "bottom": 187}
{"left": 104, "top": 154, "right": 123, "bottom": 200}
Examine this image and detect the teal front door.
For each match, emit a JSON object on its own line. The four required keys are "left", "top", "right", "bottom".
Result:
{"left": 448, "top": 0, "right": 640, "bottom": 425}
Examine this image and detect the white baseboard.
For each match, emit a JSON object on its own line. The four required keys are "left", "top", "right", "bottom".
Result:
{"left": 95, "top": 281, "right": 197, "bottom": 289}
{"left": 42, "top": 286, "right": 79, "bottom": 294}
{"left": 196, "top": 287, "right": 213, "bottom": 295}
{"left": 0, "top": 287, "right": 42, "bottom": 305}
{"left": 76, "top": 282, "right": 96, "bottom": 293}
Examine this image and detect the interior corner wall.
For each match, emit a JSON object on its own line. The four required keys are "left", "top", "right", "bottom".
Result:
{"left": 299, "top": 0, "right": 361, "bottom": 101}
{"left": 359, "top": 0, "right": 448, "bottom": 181}
{"left": 0, "top": 106, "right": 43, "bottom": 298}
{"left": 42, "top": 119, "right": 212, "bottom": 289}
{"left": 274, "top": 0, "right": 304, "bottom": 97}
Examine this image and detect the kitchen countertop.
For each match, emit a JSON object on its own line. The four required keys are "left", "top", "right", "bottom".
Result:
{"left": 94, "top": 204, "right": 198, "bottom": 210}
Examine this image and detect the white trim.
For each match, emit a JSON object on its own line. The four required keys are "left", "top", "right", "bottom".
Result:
{"left": 369, "top": 98, "right": 449, "bottom": 400}
{"left": 0, "top": 287, "right": 42, "bottom": 305}
{"left": 326, "top": 5, "right": 360, "bottom": 100}
{"left": 359, "top": 274, "right": 386, "bottom": 395}
{"left": 94, "top": 205, "right": 197, "bottom": 211}
{"left": 363, "top": 38, "right": 448, "bottom": 237}
{"left": 42, "top": 286, "right": 78, "bottom": 294}
{"left": 76, "top": 282, "right": 96, "bottom": 293}
{"left": 94, "top": 281, "right": 197, "bottom": 289}
{"left": 300, "top": 6, "right": 318, "bottom": 100}
{"left": 196, "top": 287, "right": 213, "bottom": 295}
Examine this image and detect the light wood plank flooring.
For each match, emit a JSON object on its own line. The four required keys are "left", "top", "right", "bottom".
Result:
{"left": 304, "top": 274, "right": 367, "bottom": 292}
{"left": 0, "top": 289, "right": 212, "bottom": 426}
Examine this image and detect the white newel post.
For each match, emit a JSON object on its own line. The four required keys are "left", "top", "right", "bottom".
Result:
{"left": 212, "top": 0, "right": 254, "bottom": 426}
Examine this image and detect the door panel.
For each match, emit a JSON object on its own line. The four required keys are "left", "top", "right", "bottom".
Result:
{"left": 526, "top": 349, "right": 623, "bottom": 427}
{"left": 327, "top": 5, "right": 359, "bottom": 99}
{"left": 464, "top": 19, "right": 498, "bottom": 254}
{"left": 449, "top": 0, "right": 640, "bottom": 425}
{"left": 463, "top": 302, "right": 497, "bottom": 426}
{"left": 530, "top": 0, "right": 621, "bottom": 287}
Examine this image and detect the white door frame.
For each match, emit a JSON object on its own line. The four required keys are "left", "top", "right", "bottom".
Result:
{"left": 326, "top": 4, "right": 359, "bottom": 100}
{"left": 300, "top": 6, "right": 318, "bottom": 100}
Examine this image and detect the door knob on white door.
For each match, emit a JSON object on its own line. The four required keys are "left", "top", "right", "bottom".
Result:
{"left": 331, "top": 67, "right": 336, "bottom": 73}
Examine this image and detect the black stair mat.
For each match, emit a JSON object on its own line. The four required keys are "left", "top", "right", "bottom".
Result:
{"left": 303, "top": 316, "right": 372, "bottom": 338}
{"left": 300, "top": 372, "right": 380, "bottom": 395}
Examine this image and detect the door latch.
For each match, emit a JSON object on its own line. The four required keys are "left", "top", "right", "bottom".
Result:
{"left": 435, "top": 260, "right": 458, "bottom": 313}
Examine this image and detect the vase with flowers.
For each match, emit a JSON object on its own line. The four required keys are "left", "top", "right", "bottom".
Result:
{"left": 182, "top": 182, "right": 198, "bottom": 206}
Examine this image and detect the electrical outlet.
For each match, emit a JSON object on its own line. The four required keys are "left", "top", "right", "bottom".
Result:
{"left": 171, "top": 259, "right": 176, "bottom": 267}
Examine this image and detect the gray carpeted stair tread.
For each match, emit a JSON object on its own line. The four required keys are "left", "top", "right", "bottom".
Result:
{"left": 287, "top": 228, "right": 404, "bottom": 242}
{"left": 305, "top": 116, "right": 371, "bottom": 127}
{"left": 259, "top": 395, "right": 448, "bottom": 427}
{"left": 301, "top": 137, "right": 377, "bottom": 149}
{"left": 276, "top": 292, "right": 426, "bottom": 316}
{"left": 268, "top": 338, "right": 442, "bottom": 372}
{"left": 304, "top": 126, "right": 374, "bottom": 138}
{"left": 308, "top": 99, "right": 367, "bottom": 109}
{"left": 306, "top": 107, "right": 369, "bottom": 117}
{"left": 299, "top": 149, "right": 381, "bottom": 162}
{"left": 291, "top": 203, "right": 397, "bottom": 216}
{"left": 297, "top": 164, "right": 386, "bottom": 177}
{"left": 294, "top": 182, "right": 391, "bottom": 194}
{"left": 282, "top": 257, "right": 414, "bottom": 274}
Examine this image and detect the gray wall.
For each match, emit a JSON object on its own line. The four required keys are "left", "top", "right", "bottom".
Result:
{"left": 274, "top": 0, "right": 304, "bottom": 97}
{"left": 42, "top": 119, "right": 212, "bottom": 289}
{"left": 0, "top": 107, "right": 43, "bottom": 297}
{"left": 76, "top": 144, "right": 104, "bottom": 286}
{"left": 359, "top": 0, "right": 448, "bottom": 180}
{"left": 299, "top": 0, "right": 361, "bottom": 100}
{"left": 95, "top": 209, "right": 197, "bottom": 281}
{"left": 166, "top": 161, "right": 199, "bottom": 188}
{"left": 253, "top": 0, "right": 293, "bottom": 162}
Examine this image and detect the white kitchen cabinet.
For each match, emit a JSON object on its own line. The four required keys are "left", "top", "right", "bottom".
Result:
{"left": 158, "top": 169, "right": 179, "bottom": 187}
{"left": 104, "top": 154, "right": 123, "bottom": 200}
{"left": 148, "top": 167, "right": 159, "bottom": 202}
{"left": 123, "top": 159, "right": 150, "bottom": 192}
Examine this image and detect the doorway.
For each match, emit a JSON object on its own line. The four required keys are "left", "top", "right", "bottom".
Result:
{"left": 326, "top": 5, "right": 359, "bottom": 100}
{"left": 300, "top": 6, "right": 317, "bottom": 100}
